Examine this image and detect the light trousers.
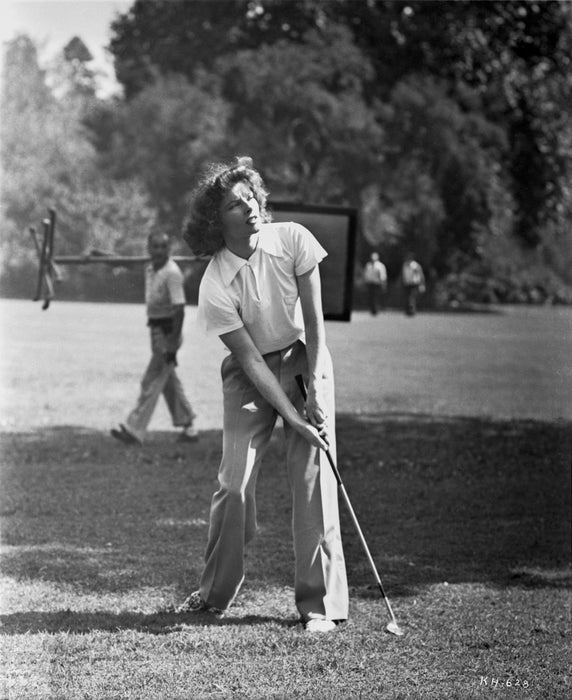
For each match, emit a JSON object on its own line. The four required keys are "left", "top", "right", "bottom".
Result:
{"left": 124, "top": 326, "right": 195, "bottom": 442}
{"left": 199, "top": 340, "right": 349, "bottom": 622}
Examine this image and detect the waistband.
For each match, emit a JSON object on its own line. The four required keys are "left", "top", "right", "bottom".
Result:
{"left": 262, "top": 339, "right": 304, "bottom": 360}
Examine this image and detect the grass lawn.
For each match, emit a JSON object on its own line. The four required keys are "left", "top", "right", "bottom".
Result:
{"left": 1, "top": 300, "right": 571, "bottom": 699}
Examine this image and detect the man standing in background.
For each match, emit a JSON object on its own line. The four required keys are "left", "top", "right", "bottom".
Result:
{"left": 110, "top": 232, "right": 198, "bottom": 445}
{"left": 401, "top": 251, "right": 426, "bottom": 316}
{"left": 363, "top": 252, "right": 387, "bottom": 315}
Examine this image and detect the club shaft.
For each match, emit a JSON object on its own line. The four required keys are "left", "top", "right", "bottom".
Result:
{"left": 335, "top": 470, "right": 398, "bottom": 625}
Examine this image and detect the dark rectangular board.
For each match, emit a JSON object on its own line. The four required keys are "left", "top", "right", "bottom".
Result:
{"left": 270, "top": 202, "right": 357, "bottom": 321}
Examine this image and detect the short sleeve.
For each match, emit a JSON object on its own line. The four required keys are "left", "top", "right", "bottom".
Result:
{"left": 166, "top": 265, "right": 186, "bottom": 306}
{"left": 198, "top": 275, "right": 244, "bottom": 337}
{"left": 288, "top": 223, "right": 327, "bottom": 276}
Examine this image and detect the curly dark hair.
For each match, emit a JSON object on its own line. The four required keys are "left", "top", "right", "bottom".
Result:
{"left": 183, "top": 156, "right": 272, "bottom": 256}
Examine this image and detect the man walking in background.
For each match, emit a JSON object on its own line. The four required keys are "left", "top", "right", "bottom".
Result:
{"left": 110, "top": 232, "right": 198, "bottom": 445}
{"left": 363, "top": 252, "right": 387, "bottom": 315}
{"left": 401, "top": 251, "right": 426, "bottom": 316}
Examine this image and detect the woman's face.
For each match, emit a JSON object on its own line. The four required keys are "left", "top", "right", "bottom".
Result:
{"left": 219, "top": 181, "right": 261, "bottom": 246}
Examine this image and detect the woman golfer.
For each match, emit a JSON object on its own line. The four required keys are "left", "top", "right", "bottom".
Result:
{"left": 178, "top": 157, "right": 348, "bottom": 632}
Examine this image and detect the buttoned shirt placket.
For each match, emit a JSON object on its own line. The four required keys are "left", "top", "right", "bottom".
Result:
{"left": 246, "top": 261, "right": 261, "bottom": 302}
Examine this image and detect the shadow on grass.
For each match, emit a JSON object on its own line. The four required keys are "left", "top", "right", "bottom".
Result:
{"left": 0, "top": 609, "right": 292, "bottom": 636}
{"left": 1, "top": 413, "right": 571, "bottom": 616}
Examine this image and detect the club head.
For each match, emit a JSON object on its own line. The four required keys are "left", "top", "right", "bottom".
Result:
{"left": 385, "top": 621, "right": 404, "bottom": 636}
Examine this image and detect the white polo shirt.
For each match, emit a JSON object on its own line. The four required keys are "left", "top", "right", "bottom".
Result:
{"left": 198, "top": 221, "right": 327, "bottom": 354}
{"left": 401, "top": 260, "right": 424, "bottom": 286}
{"left": 145, "top": 258, "right": 186, "bottom": 319}
{"left": 364, "top": 260, "right": 387, "bottom": 285}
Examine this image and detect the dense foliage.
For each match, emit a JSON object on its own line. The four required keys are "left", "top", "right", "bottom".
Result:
{"left": 0, "top": 35, "right": 157, "bottom": 299}
{"left": 2, "top": 0, "right": 572, "bottom": 305}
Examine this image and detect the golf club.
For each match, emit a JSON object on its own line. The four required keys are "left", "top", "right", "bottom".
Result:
{"left": 295, "top": 374, "right": 404, "bottom": 636}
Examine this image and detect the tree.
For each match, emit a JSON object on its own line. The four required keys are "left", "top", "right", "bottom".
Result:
{"left": 60, "top": 36, "right": 97, "bottom": 99}
{"left": 215, "top": 24, "right": 382, "bottom": 203}
{"left": 361, "top": 76, "right": 508, "bottom": 276}
{"left": 108, "top": 1, "right": 571, "bottom": 242}
{"left": 109, "top": 0, "right": 255, "bottom": 98}
{"left": 0, "top": 35, "right": 157, "bottom": 297}
{"left": 327, "top": 0, "right": 572, "bottom": 247}
{"left": 91, "top": 73, "right": 230, "bottom": 235}
{"left": 108, "top": 0, "right": 330, "bottom": 99}
{"left": 100, "top": 1, "right": 572, "bottom": 304}
{"left": 1, "top": 34, "right": 52, "bottom": 114}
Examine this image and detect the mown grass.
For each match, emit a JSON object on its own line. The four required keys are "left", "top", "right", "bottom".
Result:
{"left": 1, "top": 300, "right": 571, "bottom": 698}
{"left": 1, "top": 414, "right": 570, "bottom": 699}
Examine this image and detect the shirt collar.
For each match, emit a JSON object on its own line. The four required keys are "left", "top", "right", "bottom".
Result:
{"left": 216, "top": 225, "right": 282, "bottom": 287}
{"left": 147, "top": 257, "right": 171, "bottom": 274}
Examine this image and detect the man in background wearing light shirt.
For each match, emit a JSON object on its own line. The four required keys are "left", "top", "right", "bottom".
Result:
{"left": 401, "top": 251, "right": 426, "bottom": 316}
{"left": 363, "top": 252, "right": 387, "bottom": 315}
{"left": 110, "top": 232, "right": 198, "bottom": 445}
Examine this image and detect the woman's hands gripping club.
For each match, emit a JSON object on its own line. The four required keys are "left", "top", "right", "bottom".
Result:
{"left": 295, "top": 375, "right": 330, "bottom": 451}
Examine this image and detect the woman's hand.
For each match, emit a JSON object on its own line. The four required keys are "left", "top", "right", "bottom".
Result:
{"left": 305, "top": 379, "right": 329, "bottom": 434}
{"left": 220, "top": 327, "right": 329, "bottom": 453}
{"left": 292, "top": 416, "right": 329, "bottom": 452}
